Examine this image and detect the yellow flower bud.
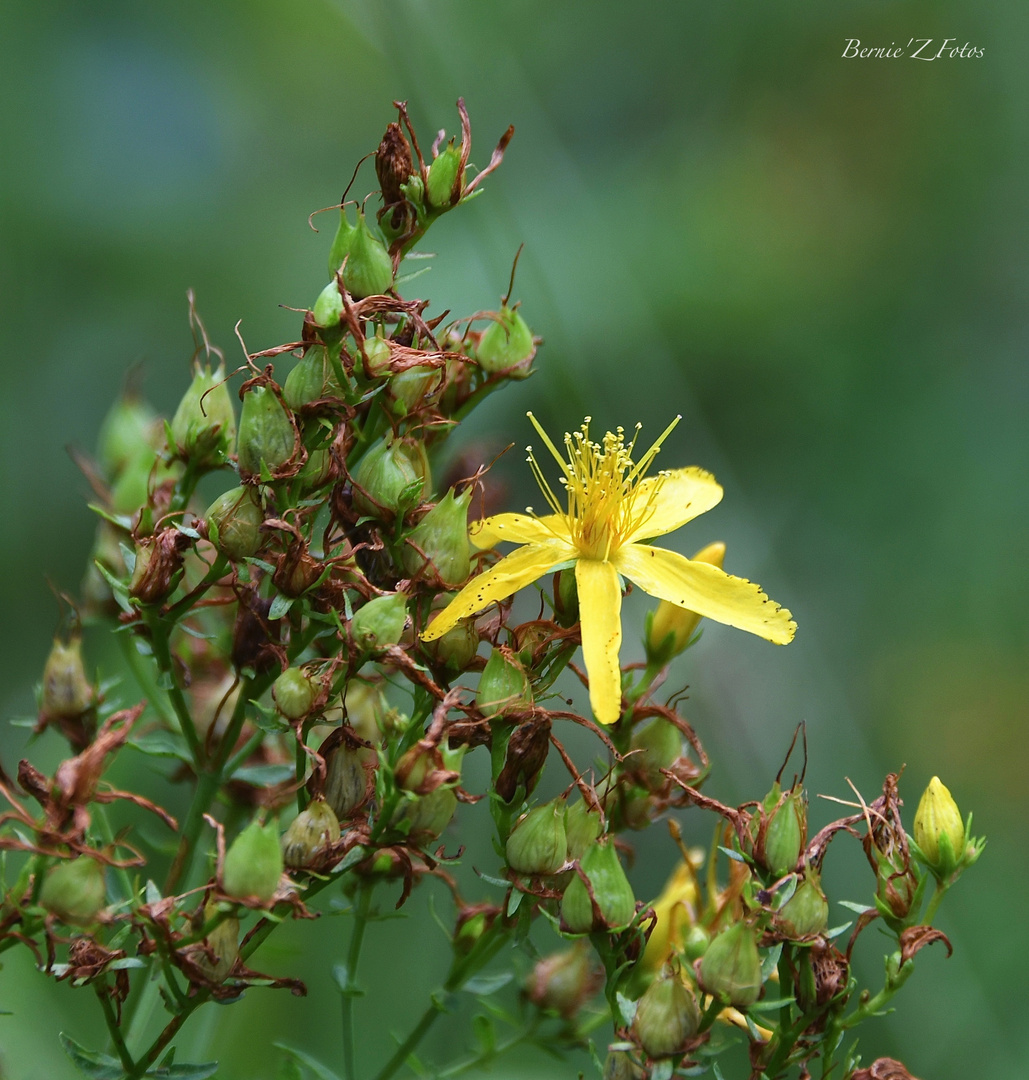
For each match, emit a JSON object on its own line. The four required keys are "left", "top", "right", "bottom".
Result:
{"left": 645, "top": 542, "right": 726, "bottom": 663}
{"left": 640, "top": 860, "right": 699, "bottom": 974}
{"left": 913, "top": 776, "right": 965, "bottom": 874}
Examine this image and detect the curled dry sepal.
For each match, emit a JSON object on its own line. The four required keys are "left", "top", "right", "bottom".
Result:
{"left": 0, "top": 97, "right": 982, "bottom": 1080}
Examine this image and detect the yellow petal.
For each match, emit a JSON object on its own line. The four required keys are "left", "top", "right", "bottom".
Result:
{"left": 574, "top": 558, "right": 624, "bottom": 725}
{"left": 469, "top": 513, "right": 571, "bottom": 551}
{"left": 421, "top": 540, "right": 573, "bottom": 641}
{"left": 616, "top": 543, "right": 796, "bottom": 645}
{"left": 626, "top": 467, "right": 724, "bottom": 543}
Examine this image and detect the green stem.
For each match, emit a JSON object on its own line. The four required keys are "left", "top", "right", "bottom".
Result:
{"left": 435, "top": 1023, "right": 535, "bottom": 1079}
{"left": 94, "top": 804, "right": 135, "bottom": 903}
{"left": 922, "top": 879, "right": 948, "bottom": 925}
{"left": 117, "top": 632, "right": 178, "bottom": 731}
{"left": 95, "top": 981, "right": 136, "bottom": 1074}
{"left": 342, "top": 883, "right": 375, "bottom": 1080}
{"left": 163, "top": 555, "right": 229, "bottom": 624}
{"left": 145, "top": 615, "right": 203, "bottom": 765}
{"left": 371, "top": 1000, "right": 443, "bottom": 1080}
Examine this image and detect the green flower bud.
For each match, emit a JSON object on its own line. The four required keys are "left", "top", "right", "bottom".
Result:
{"left": 324, "top": 741, "right": 369, "bottom": 818}
{"left": 205, "top": 485, "right": 264, "bottom": 561}
{"left": 98, "top": 391, "right": 159, "bottom": 478}
{"left": 237, "top": 384, "right": 295, "bottom": 477}
{"left": 699, "top": 922, "right": 763, "bottom": 1007}
{"left": 757, "top": 782, "right": 807, "bottom": 878}
{"left": 561, "top": 838, "right": 636, "bottom": 933}
{"left": 913, "top": 776, "right": 965, "bottom": 876}
{"left": 402, "top": 488, "right": 472, "bottom": 585}
{"left": 476, "top": 304, "right": 534, "bottom": 377}
{"left": 343, "top": 212, "right": 394, "bottom": 299}
{"left": 312, "top": 280, "right": 344, "bottom": 329}
{"left": 603, "top": 1051, "right": 645, "bottom": 1080}
{"left": 294, "top": 448, "right": 334, "bottom": 494}
{"left": 280, "top": 800, "right": 341, "bottom": 869}
{"left": 388, "top": 364, "right": 442, "bottom": 415}
{"left": 351, "top": 435, "right": 430, "bottom": 518}
{"left": 777, "top": 869, "right": 829, "bottom": 938}
{"left": 361, "top": 333, "right": 392, "bottom": 379}
{"left": 524, "top": 942, "right": 600, "bottom": 1019}
{"left": 423, "top": 604, "right": 479, "bottom": 672}
{"left": 682, "top": 924, "right": 710, "bottom": 962}
{"left": 644, "top": 543, "right": 726, "bottom": 664}
{"left": 328, "top": 207, "right": 356, "bottom": 278}
{"left": 351, "top": 592, "right": 408, "bottom": 652}
{"left": 273, "top": 668, "right": 317, "bottom": 721}
{"left": 195, "top": 901, "right": 240, "bottom": 983}
{"left": 39, "top": 857, "right": 106, "bottom": 926}
{"left": 398, "top": 786, "right": 457, "bottom": 842}
{"left": 222, "top": 819, "right": 283, "bottom": 903}
{"left": 426, "top": 140, "right": 464, "bottom": 209}
{"left": 506, "top": 799, "right": 568, "bottom": 875}
{"left": 41, "top": 636, "right": 93, "bottom": 721}
{"left": 632, "top": 970, "right": 701, "bottom": 1059}
{"left": 109, "top": 446, "right": 183, "bottom": 517}
{"left": 564, "top": 798, "right": 603, "bottom": 861}
{"left": 283, "top": 346, "right": 342, "bottom": 410}
{"left": 629, "top": 719, "right": 682, "bottom": 791}
{"left": 170, "top": 361, "right": 236, "bottom": 469}
{"left": 475, "top": 648, "right": 532, "bottom": 718}
{"left": 553, "top": 569, "right": 578, "bottom": 628}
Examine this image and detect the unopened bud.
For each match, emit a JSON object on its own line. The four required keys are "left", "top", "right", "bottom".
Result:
{"left": 283, "top": 345, "right": 343, "bottom": 410}
{"left": 351, "top": 592, "right": 408, "bottom": 653}
{"left": 205, "top": 485, "right": 264, "bottom": 561}
{"left": 506, "top": 799, "right": 567, "bottom": 875}
{"left": 39, "top": 856, "right": 106, "bottom": 926}
{"left": 426, "top": 140, "right": 464, "bottom": 209}
{"left": 564, "top": 798, "right": 603, "bottom": 861}
{"left": 362, "top": 333, "right": 392, "bottom": 379}
{"left": 237, "top": 384, "right": 295, "bottom": 478}
{"left": 913, "top": 776, "right": 966, "bottom": 877}
{"left": 641, "top": 861, "right": 699, "bottom": 974}
{"left": 475, "top": 304, "right": 534, "bottom": 378}
{"left": 328, "top": 211, "right": 394, "bottom": 299}
{"left": 195, "top": 901, "right": 240, "bottom": 983}
{"left": 645, "top": 542, "right": 726, "bottom": 664}
{"left": 41, "top": 636, "right": 93, "bottom": 722}
{"left": 281, "top": 800, "right": 341, "bottom": 869}
{"left": 273, "top": 668, "right": 317, "bottom": 721}
{"left": 98, "top": 391, "right": 159, "bottom": 478}
{"left": 632, "top": 970, "right": 701, "bottom": 1059}
{"left": 397, "top": 786, "right": 457, "bottom": 842}
{"left": 561, "top": 838, "right": 636, "bottom": 933}
{"left": 222, "top": 819, "right": 283, "bottom": 903}
{"left": 553, "top": 569, "right": 578, "bottom": 628}
{"left": 388, "top": 364, "right": 442, "bottom": 416}
{"left": 312, "top": 280, "right": 344, "bottom": 329}
{"left": 757, "top": 782, "right": 807, "bottom": 878}
{"left": 777, "top": 868, "right": 829, "bottom": 939}
{"left": 475, "top": 648, "right": 532, "bottom": 718}
{"left": 698, "top": 922, "right": 763, "bottom": 1007}
{"left": 351, "top": 435, "right": 430, "bottom": 518}
{"left": 629, "top": 719, "right": 682, "bottom": 791}
{"left": 402, "top": 487, "right": 472, "bottom": 585}
{"left": 170, "top": 361, "right": 236, "bottom": 470}
{"left": 524, "top": 942, "right": 600, "bottom": 1018}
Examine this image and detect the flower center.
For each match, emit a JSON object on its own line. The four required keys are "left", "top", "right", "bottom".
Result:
{"left": 525, "top": 413, "right": 680, "bottom": 561}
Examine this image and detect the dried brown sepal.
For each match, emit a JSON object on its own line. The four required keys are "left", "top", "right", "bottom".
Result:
{"left": 849, "top": 1059, "right": 922, "bottom": 1080}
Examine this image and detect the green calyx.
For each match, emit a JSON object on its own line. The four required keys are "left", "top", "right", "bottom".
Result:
{"left": 402, "top": 487, "right": 472, "bottom": 586}
{"left": 560, "top": 837, "right": 636, "bottom": 933}
{"left": 351, "top": 592, "right": 408, "bottom": 653}
{"left": 283, "top": 345, "right": 343, "bottom": 410}
{"left": 170, "top": 361, "right": 236, "bottom": 470}
{"left": 236, "top": 384, "right": 295, "bottom": 478}
{"left": 757, "top": 782, "right": 807, "bottom": 878}
{"left": 39, "top": 856, "right": 106, "bottom": 926}
{"left": 475, "top": 648, "right": 532, "bottom": 718}
{"left": 506, "top": 799, "right": 568, "bottom": 875}
{"left": 631, "top": 970, "right": 701, "bottom": 1059}
{"left": 777, "top": 868, "right": 829, "bottom": 938}
{"left": 328, "top": 208, "right": 393, "bottom": 299}
{"left": 351, "top": 435, "right": 430, "bottom": 518}
{"left": 205, "top": 485, "right": 264, "bottom": 561}
{"left": 629, "top": 718, "right": 683, "bottom": 791}
{"left": 426, "top": 141, "right": 464, "bottom": 209}
{"left": 222, "top": 819, "right": 283, "bottom": 903}
{"left": 476, "top": 303, "right": 534, "bottom": 377}
{"left": 699, "top": 922, "right": 763, "bottom": 1007}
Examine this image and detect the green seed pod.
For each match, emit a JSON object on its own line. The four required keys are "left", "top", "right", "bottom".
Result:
{"left": 39, "top": 857, "right": 106, "bottom": 926}
{"left": 351, "top": 436, "right": 430, "bottom": 518}
{"left": 475, "top": 648, "right": 532, "bottom": 718}
{"left": 426, "top": 140, "right": 464, "bottom": 209}
{"left": 294, "top": 448, "right": 333, "bottom": 494}
{"left": 760, "top": 783, "right": 807, "bottom": 878}
{"left": 237, "top": 384, "right": 295, "bottom": 477}
{"left": 170, "top": 361, "right": 236, "bottom": 469}
{"left": 388, "top": 364, "right": 442, "bottom": 416}
{"left": 41, "top": 636, "right": 93, "bottom": 721}
{"left": 553, "top": 569, "right": 579, "bottom": 628}
{"left": 561, "top": 838, "right": 636, "bottom": 933}
{"left": 222, "top": 819, "right": 283, "bottom": 903}
{"left": 98, "top": 391, "right": 159, "bottom": 478}
{"left": 351, "top": 592, "right": 408, "bottom": 652}
{"left": 109, "top": 446, "right": 182, "bottom": 517}
{"left": 324, "top": 742, "right": 369, "bottom": 818}
{"left": 280, "top": 800, "right": 341, "bottom": 869}
{"left": 402, "top": 488, "right": 472, "bottom": 585}
{"left": 564, "top": 798, "right": 604, "bottom": 861}
{"left": 312, "top": 280, "right": 344, "bottom": 329}
{"left": 506, "top": 799, "right": 568, "bottom": 875}
{"left": 682, "top": 923, "right": 710, "bottom": 962}
{"left": 524, "top": 942, "right": 599, "bottom": 1019}
{"left": 632, "top": 970, "right": 701, "bottom": 1059}
{"left": 476, "top": 304, "right": 534, "bottom": 377}
{"left": 342, "top": 212, "right": 394, "bottom": 299}
{"left": 629, "top": 719, "right": 682, "bottom": 791}
{"left": 328, "top": 207, "right": 356, "bottom": 277}
{"left": 699, "top": 922, "right": 763, "bottom": 1007}
{"left": 283, "top": 346, "right": 342, "bottom": 410}
{"left": 400, "top": 786, "right": 458, "bottom": 842}
{"left": 195, "top": 901, "right": 240, "bottom": 983}
{"left": 205, "top": 485, "right": 264, "bottom": 561}
{"left": 272, "top": 668, "right": 316, "bottom": 721}
{"left": 777, "top": 869, "right": 829, "bottom": 939}
{"left": 361, "top": 334, "right": 392, "bottom": 379}
{"left": 423, "top": 599, "right": 480, "bottom": 672}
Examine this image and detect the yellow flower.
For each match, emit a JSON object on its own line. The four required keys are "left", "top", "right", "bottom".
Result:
{"left": 422, "top": 414, "right": 796, "bottom": 724}
{"left": 640, "top": 861, "right": 699, "bottom": 974}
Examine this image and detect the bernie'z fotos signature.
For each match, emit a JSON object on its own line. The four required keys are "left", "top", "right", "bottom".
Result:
{"left": 842, "top": 38, "right": 984, "bottom": 60}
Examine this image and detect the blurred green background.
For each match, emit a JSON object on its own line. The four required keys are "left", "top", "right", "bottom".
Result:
{"left": 1, "top": 0, "right": 1025, "bottom": 1077}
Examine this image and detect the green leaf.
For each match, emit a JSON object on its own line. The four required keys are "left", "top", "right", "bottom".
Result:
{"left": 615, "top": 991, "right": 637, "bottom": 1027}
{"left": 108, "top": 957, "right": 147, "bottom": 971}
{"left": 474, "top": 872, "right": 510, "bottom": 889}
{"left": 273, "top": 1044, "right": 342, "bottom": 1080}
{"left": 128, "top": 731, "right": 193, "bottom": 763}
{"left": 59, "top": 1033, "right": 127, "bottom": 1080}
{"left": 147, "top": 1063, "right": 219, "bottom": 1079}
{"left": 650, "top": 1060, "right": 673, "bottom": 1080}
{"left": 231, "top": 763, "right": 294, "bottom": 786}
{"left": 760, "top": 942, "right": 783, "bottom": 982}
{"left": 718, "top": 845, "right": 747, "bottom": 863}
{"left": 269, "top": 593, "right": 294, "bottom": 620}
{"left": 838, "top": 900, "right": 875, "bottom": 915}
{"left": 461, "top": 972, "right": 513, "bottom": 996}
{"left": 748, "top": 996, "right": 795, "bottom": 1013}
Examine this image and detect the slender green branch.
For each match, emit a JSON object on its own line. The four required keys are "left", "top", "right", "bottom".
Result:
{"left": 144, "top": 614, "right": 203, "bottom": 765}
{"left": 922, "top": 879, "right": 948, "bottom": 925}
{"left": 342, "top": 883, "right": 375, "bottom": 1080}
{"left": 117, "top": 632, "right": 178, "bottom": 731}
{"left": 164, "top": 555, "right": 229, "bottom": 623}
{"left": 371, "top": 999, "right": 444, "bottom": 1080}
{"left": 95, "top": 981, "right": 136, "bottom": 1075}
